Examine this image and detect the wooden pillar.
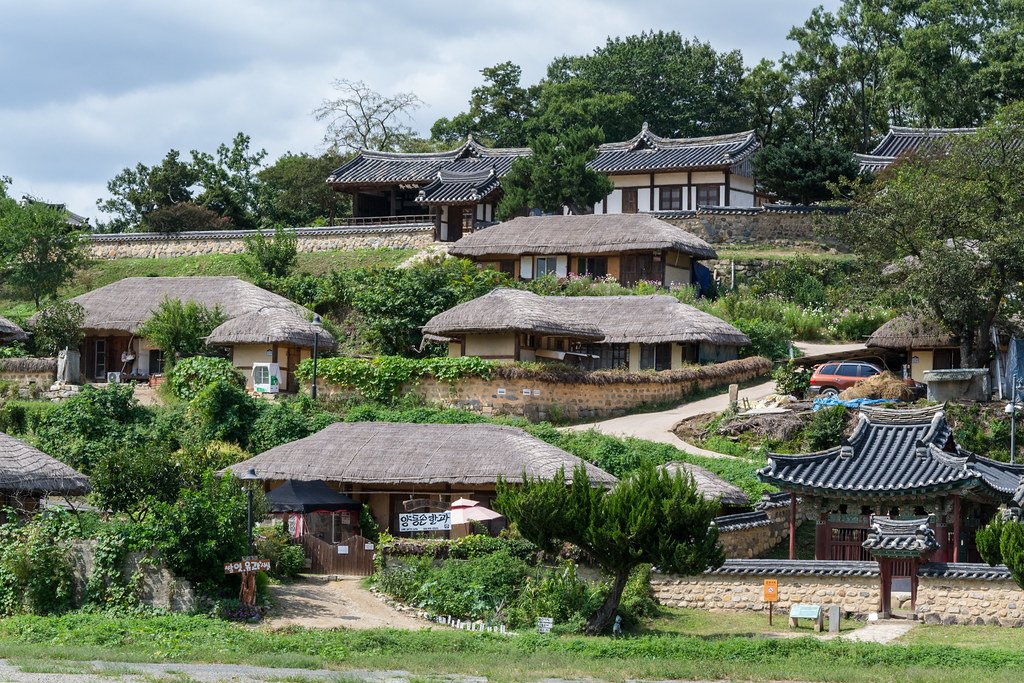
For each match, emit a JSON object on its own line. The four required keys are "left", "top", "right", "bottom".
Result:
{"left": 389, "top": 189, "right": 397, "bottom": 216}
{"left": 352, "top": 191, "right": 360, "bottom": 218}
{"left": 724, "top": 168, "right": 732, "bottom": 206}
{"left": 814, "top": 510, "right": 829, "bottom": 561}
{"left": 879, "top": 558, "right": 892, "bottom": 618}
{"left": 789, "top": 493, "right": 797, "bottom": 560}
{"left": 910, "top": 559, "right": 920, "bottom": 612}
{"left": 952, "top": 494, "right": 961, "bottom": 563}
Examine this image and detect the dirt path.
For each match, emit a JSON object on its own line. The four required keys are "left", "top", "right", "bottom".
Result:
{"left": 266, "top": 577, "right": 427, "bottom": 630}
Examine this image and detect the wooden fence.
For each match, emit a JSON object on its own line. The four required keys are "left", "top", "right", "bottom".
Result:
{"left": 300, "top": 533, "right": 375, "bottom": 576}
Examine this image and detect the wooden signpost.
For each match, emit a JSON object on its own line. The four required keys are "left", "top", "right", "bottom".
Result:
{"left": 225, "top": 558, "right": 270, "bottom": 607}
{"left": 763, "top": 579, "right": 779, "bottom": 625}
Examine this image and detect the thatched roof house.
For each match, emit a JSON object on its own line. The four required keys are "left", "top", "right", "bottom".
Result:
{"left": 36, "top": 276, "right": 334, "bottom": 390}
{"left": 0, "top": 316, "right": 28, "bottom": 344}
{"left": 225, "top": 421, "right": 616, "bottom": 536}
{"left": 447, "top": 214, "right": 716, "bottom": 287}
{"left": 0, "top": 432, "right": 90, "bottom": 510}
{"left": 866, "top": 313, "right": 960, "bottom": 382}
{"left": 423, "top": 289, "right": 749, "bottom": 369}
{"left": 660, "top": 461, "right": 750, "bottom": 510}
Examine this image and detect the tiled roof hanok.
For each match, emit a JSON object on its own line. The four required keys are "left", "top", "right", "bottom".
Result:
{"left": 713, "top": 510, "right": 770, "bottom": 532}
{"left": 701, "top": 559, "right": 1012, "bottom": 580}
{"left": 589, "top": 123, "right": 758, "bottom": 174}
{"left": 416, "top": 167, "right": 502, "bottom": 205}
{"left": 758, "top": 404, "right": 1024, "bottom": 501}
{"left": 327, "top": 135, "right": 529, "bottom": 187}
{"left": 862, "top": 516, "right": 939, "bottom": 557}
{"left": 856, "top": 126, "right": 977, "bottom": 172}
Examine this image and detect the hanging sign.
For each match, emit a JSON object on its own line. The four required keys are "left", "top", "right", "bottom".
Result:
{"left": 398, "top": 511, "right": 452, "bottom": 532}
{"left": 224, "top": 559, "right": 270, "bottom": 574}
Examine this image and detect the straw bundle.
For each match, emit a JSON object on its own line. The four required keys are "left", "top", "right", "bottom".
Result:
{"left": 839, "top": 371, "right": 915, "bottom": 401}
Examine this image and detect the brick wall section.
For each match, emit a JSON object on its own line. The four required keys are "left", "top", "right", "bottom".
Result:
{"left": 374, "top": 357, "right": 771, "bottom": 422}
{"left": 87, "top": 225, "right": 436, "bottom": 260}
{"left": 653, "top": 570, "right": 1024, "bottom": 626}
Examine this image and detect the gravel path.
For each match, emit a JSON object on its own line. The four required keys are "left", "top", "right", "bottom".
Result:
{"left": 266, "top": 577, "right": 427, "bottom": 630}
{"left": 841, "top": 619, "right": 918, "bottom": 644}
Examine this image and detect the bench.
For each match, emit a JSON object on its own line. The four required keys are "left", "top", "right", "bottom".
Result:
{"left": 789, "top": 603, "right": 823, "bottom": 632}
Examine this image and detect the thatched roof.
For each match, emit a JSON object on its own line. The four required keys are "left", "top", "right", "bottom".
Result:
{"left": 0, "top": 432, "right": 91, "bottom": 496}
{"left": 660, "top": 461, "right": 750, "bottom": 507}
{"left": 422, "top": 289, "right": 604, "bottom": 341}
{"left": 207, "top": 309, "right": 337, "bottom": 350}
{"left": 423, "top": 289, "right": 750, "bottom": 347}
{"left": 35, "top": 277, "right": 326, "bottom": 349}
{"left": 223, "top": 422, "right": 618, "bottom": 487}
{"left": 866, "top": 313, "right": 956, "bottom": 350}
{"left": 448, "top": 214, "right": 717, "bottom": 260}
{"left": 0, "top": 316, "right": 28, "bottom": 343}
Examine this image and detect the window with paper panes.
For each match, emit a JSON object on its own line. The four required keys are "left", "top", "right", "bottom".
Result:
{"left": 579, "top": 343, "right": 629, "bottom": 370}
{"left": 659, "top": 185, "right": 684, "bottom": 211}
{"left": 696, "top": 184, "right": 720, "bottom": 207}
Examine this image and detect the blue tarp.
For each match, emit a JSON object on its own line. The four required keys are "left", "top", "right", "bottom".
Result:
{"left": 812, "top": 397, "right": 896, "bottom": 411}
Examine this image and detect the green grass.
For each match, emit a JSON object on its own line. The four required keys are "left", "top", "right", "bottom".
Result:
{"left": 3, "top": 612, "right": 1024, "bottom": 682}
{"left": 899, "top": 623, "right": 1024, "bottom": 649}
{"left": 640, "top": 605, "right": 861, "bottom": 636}
{"left": 715, "top": 246, "right": 859, "bottom": 264}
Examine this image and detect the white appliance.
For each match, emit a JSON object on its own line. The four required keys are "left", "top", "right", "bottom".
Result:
{"left": 106, "top": 372, "right": 122, "bottom": 384}
{"left": 252, "top": 363, "right": 281, "bottom": 394}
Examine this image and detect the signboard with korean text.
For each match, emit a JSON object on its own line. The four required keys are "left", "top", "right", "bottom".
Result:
{"left": 536, "top": 617, "right": 554, "bottom": 634}
{"left": 224, "top": 559, "right": 271, "bottom": 574}
{"left": 398, "top": 511, "right": 452, "bottom": 532}
{"left": 763, "top": 579, "right": 779, "bottom": 603}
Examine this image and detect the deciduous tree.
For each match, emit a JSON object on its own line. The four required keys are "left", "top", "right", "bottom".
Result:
{"left": 0, "top": 202, "right": 85, "bottom": 307}
{"left": 314, "top": 79, "right": 423, "bottom": 152}
{"left": 137, "top": 298, "right": 227, "bottom": 367}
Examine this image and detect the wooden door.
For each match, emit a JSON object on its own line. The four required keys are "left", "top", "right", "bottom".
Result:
{"left": 620, "top": 253, "right": 653, "bottom": 286}
{"left": 622, "top": 188, "right": 638, "bottom": 214}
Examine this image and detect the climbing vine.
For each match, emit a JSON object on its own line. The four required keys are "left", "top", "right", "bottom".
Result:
{"left": 295, "top": 356, "right": 495, "bottom": 402}
{"left": 84, "top": 524, "right": 144, "bottom": 611}
{"left": 0, "top": 509, "right": 77, "bottom": 616}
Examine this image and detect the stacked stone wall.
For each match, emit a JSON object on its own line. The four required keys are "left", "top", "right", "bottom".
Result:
{"left": 663, "top": 207, "right": 845, "bottom": 247}
{"left": 88, "top": 225, "right": 436, "bottom": 260}
{"left": 717, "top": 506, "right": 795, "bottom": 559}
{"left": 0, "top": 358, "right": 57, "bottom": 394}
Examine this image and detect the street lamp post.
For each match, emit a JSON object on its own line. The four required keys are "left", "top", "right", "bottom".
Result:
{"left": 240, "top": 466, "right": 259, "bottom": 557}
{"left": 311, "top": 314, "right": 322, "bottom": 400}
{"left": 1006, "top": 374, "right": 1023, "bottom": 465}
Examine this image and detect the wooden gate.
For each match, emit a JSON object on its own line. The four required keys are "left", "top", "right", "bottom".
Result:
{"left": 300, "top": 533, "right": 375, "bottom": 576}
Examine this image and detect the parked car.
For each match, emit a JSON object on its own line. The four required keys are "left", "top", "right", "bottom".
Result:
{"left": 808, "top": 361, "right": 883, "bottom": 397}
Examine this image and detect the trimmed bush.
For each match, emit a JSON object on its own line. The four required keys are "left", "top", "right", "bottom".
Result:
{"left": 168, "top": 356, "right": 246, "bottom": 403}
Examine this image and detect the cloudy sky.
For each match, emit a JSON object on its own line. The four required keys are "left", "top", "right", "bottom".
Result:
{"left": 0, "top": 0, "right": 834, "bottom": 221}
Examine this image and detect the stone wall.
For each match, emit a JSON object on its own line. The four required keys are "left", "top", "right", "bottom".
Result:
{"left": 73, "top": 543, "right": 196, "bottom": 612}
{"left": 716, "top": 504, "right": 795, "bottom": 559}
{"left": 660, "top": 206, "right": 847, "bottom": 247}
{"left": 88, "top": 224, "right": 436, "bottom": 260}
{"left": 0, "top": 358, "right": 57, "bottom": 396}
{"left": 328, "top": 357, "right": 773, "bottom": 422}
{"left": 652, "top": 561, "right": 1024, "bottom": 626}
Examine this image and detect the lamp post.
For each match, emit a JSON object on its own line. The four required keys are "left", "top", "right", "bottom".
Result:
{"left": 311, "top": 314, "right": 322, "bottom": 400}
{"left": 1006, "top": 374, "right": 1024, "bottom": 465}
{"left": 240, "top": 466, "right": 259, "bottom": 557}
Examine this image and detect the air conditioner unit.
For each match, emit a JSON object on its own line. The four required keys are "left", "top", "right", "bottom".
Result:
{"left": 252, "top": 363, "right": 281, "bottom": 394}
{"left": 106, "top": 372, "right": 122, "bottom": 384}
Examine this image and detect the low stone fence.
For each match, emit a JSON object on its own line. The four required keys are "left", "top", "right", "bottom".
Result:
{"left": 0, "top": 357, "right": 57, "bottom": 395}
{"left": 399, "top": 356, "right": 772, "bottom": 422}
{"left": 88, "top": 224, "right": 436, "bottom": 260}
{"left": 657, "top": 205, "right": 847, "bottom": 247}
{"left": 653, "top": 560, "right": 1024, "bottom": 626}
{"left": 72, "top": 542, "right": 196, "bottom": 612}
{"left": 715, "top": 494, "right": 794, "bottom": 559}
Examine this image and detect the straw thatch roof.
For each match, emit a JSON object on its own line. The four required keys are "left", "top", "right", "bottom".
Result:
{"left": 0, "top": 316, "right": 28, "bottom": 343}
{"left": 0, "top": 432, "right": 91, "bottom": 496}
{"left": 423, "top": 289, "right": 749, "bottom": 347}
{"left": 223, "top": 422, "right": 617, "bottom": 487}
{"left": 866, "top": 313, "right": 956, "bottom": 350}
{"left": 35, "top": 276, "right": 328, "bottom": 349}
{"left": 207, "top": 309, "right": 337, "bottom": 350}
{"left": 660, "top": 461, "right": 749, "bottom": 508}
{"left": 422, "top": 289, "right": 604, "bottom": 341}
{"left": 447, "top": 214, "right": 717, "bottom": 260}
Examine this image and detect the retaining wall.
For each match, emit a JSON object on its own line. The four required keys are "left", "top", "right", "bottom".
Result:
{"left": 715, "top": 501, "right": 795, "bottom": 559}
{"left": 652, "top": 560, "right": 1024, "bottom": 626}
{"left": 88, "top": 224, "right": 436, "bottom": 260}
{"left": 658, "top": 205, "right": 846, "bottom": 247}
{"left": 72, "top": 543, "right": 196, "bottom": 612}
{"left": 0, "top": 358, "right": 57, "bottom": 395}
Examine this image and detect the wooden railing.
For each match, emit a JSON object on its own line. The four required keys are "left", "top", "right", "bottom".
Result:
{"left": 337, "top": 214, "right": 431, "bottom": 226}
{"left": 299, "top": 533, "right": 375, "bottom": 576}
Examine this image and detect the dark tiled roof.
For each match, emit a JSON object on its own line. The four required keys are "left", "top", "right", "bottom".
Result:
{"left": 416, "top": 167, "right": 501, "bottom": 205}
{"left": 918, "top": 562, "right": 1013, "bottom": 581}
{"left": 856, "top": 127, "right": 977, "bottom": 172}
{"left": 590, "top": 124, "right": 758, "bottom": 173}
{"left": 713, "top": 510, "right": 770, "bottom": 532}
{"left": 759, "top": 405, "right": 1024, "bottom": 501}
{"left": 756, "top": 491, "right": 792, "bottom": 510}
{"left": 327, "top": 136, "right": 529, "bottom": 186}
{"left": 705, "top": 559, "right": 879, "bottom": 577}
{"left": 862, "top": 516, "right": 939, "bottom": 557}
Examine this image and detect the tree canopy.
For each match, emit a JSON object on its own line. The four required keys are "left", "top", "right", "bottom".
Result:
{"left": 0, "top": 201, "right": 85, "bottom": 307}
{"left": 752, "top": 134, "right": 860, "bottom": 204}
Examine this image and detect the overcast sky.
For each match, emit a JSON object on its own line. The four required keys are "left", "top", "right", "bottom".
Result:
{"left": 0, "top": 0, "right": 835, "bottom": 220}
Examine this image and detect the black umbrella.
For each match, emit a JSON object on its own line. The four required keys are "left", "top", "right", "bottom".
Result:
{"left": 267, "top": 480, "right": 362, "bottom": 514}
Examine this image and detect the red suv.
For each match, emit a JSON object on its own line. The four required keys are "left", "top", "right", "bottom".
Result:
{"left": 809, "top": 361, "right": 882, "bottom": 397}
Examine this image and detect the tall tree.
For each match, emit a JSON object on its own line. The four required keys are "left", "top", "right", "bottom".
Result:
{"left": 0, "top": 202, "right": 85, "bottom": 307}
{"left": 496, "top": 127, "right": 613, "bottom": 219}
{"left": 96, "top": 150, "right": 198, "bottom": 232}
{"left": 314, "top": 79, "right": 423, "bottom": 152}
{"left": 192, "top": 132, "right": 267, "bottom": 230}
{"left": 495, "top": 464, "right": 724, "bottom": 635}
{"left": 137, "top": 298, "right": 227, "bottom": 367}
{"left": 258, "top": 151, "right": 351, "bottom": 226}
{"left": 825, "top": 102, "right": 1024, "bottom": 367}
{"left": 742, "top": 59, "right": 797, "bottom": 147}
{"left": 752, "top": 134, "right": 859, "bottom": 204}
{"left": 431, "top": 62, "right": 536, "bottom": 147}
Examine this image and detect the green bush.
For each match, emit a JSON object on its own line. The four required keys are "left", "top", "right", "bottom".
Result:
{"left": 618, "top": 564, "right": 658, "bottom": 627}
{"left": 413, "top": 549, "right": 529, "bottom": 620}
{"left": 90, "top": 446, "right": 182, "bottom": 520}
{"left": 732, "top": 318, "right": 791, "bottom": 360}
{"left": 1000, "top": 520, "right": 1024, "bottom": 589}
{"left": 0, "top": 400, "right": 55, "bottom": 435}
{"left": 805, "top": 406, "right": 848, "bottom": 451}
{"left": 255, "top": 526, "right": 305, "bottom": 579}
{"left": 137, "top": 298, "right": 227, "bottom": 368}
{"left": 296, "top": 355, "right": 496, "bottom": 403}
{"left": 372, "top": 556, "right": 433, "bottom": 603}
{"left": 507, "top": 561, "right": 605, "bottom": 633}
{"left": 30, "top": 301, "right": 85, "bottom": 357}
{"left": 449, "top": 534, "right": 538, "bottom": 563}
{"left": 241, "top": 225, "right": 298, "bottom": 279}
{"left": 247, "top": 398, "right": 336, "bottom": 453}
{"left": 0, "top": 510, "right": 77, "bottom": 616}
{"left": 168, "top": 356, "right": 246, "bottom": 403}
{"left": 772, "top": 361, "right": 811, "bottom": 398}
{"left": 185, "top": 382, "right": 260, "bottom": 447}
{"left": 976, "top": 514, "right": 1005, "bottom": 567}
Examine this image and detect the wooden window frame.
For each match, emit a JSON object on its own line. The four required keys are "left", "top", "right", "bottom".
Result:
{"left": 659, "top": 185, "right": 684, "bottom": 211}
{"left": 695, "top": 184, "right": 721, "bottom": 207}
{"left": 535, "top": 256, "right": 558, "bottom": 277}
{"left": 577, "top": 256, "right": 608, "bottom": 278}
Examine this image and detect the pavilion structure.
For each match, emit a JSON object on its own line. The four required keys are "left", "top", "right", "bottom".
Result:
{"left": 758, "top": 404, "right": 1024, "bottom": 566}
{"left": 862, "top": 516, "right": 939, "bottom": 616}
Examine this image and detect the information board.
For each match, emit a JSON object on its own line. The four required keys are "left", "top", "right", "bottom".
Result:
{"left": 398, "top": 511, "right": 452, "bottom": 532}
{"left": 763, "top": 579, "right": 779, "bottom": 603}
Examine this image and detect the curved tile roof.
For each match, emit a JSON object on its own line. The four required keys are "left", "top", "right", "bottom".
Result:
{"left": 590, "top": 125, "right": 758, "bottom": 173}
{"left": 416, "top": 167, "right": 502, "bottom": 205}
{"left": 862, "top": 516, "right": 939, "bottom": 556}
{"left": 856, "top": 126, "right": 978, "bottom": 172}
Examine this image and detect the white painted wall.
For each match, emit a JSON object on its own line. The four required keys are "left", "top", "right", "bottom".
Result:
{"left": 606, "top": 189, "right": 622, "bottom": 213}
{"left": 555, "top": 255, "right": 568, "bottom": 277}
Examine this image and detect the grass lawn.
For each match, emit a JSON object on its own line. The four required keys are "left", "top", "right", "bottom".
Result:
{"left": 640, "top": 605, "right": 862, "bottom": 636}
{"left": 1, "top": 611, "right": 1023, "bottom": 682}
{"left": 899, "top": 623, "right": 1024, "bottom": 649}
{"left": 715, "top": 246, "right": 858, "bottom": 264}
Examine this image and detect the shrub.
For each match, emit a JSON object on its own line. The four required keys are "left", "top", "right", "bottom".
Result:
{"left": 296, "top": 355, "right": 495, "bottom": 403}
{"left": 90, "top": 446, "right": 182, "bottom": 520}
{"left": 619, "top": 564, "right": 658, "bottom": 627}
{"left": 185, "top": 382, "right": 260, "bottom": 447}
{"left": 0, "top": 511, "right": 77, "bottom": 615}
{"left": 0, "top": 401, "right": 56, "bottom": 435}
{"left": 171, "top": 440, "right": 250, "bottom": 489}
{"left": 168, "top": 356, "right": 245, "bottom": 403}
{"left": 507, "top": 561, "right": 605, "bottom": 632}
{"left": 137, "top": 298, "right": 227, "bottom": 368}
{"left": 413, "top": 549, "right": 529, "bottom": 620}
{"left": 772, "top": 361, "right": 810, "bottom": 398}
{"left": 255, "top": 526, "right": 305, "bottom": 579}
{"left": 372, "top": 556, "right": 433, "bottom": 603}
{"left": 1000, "top": 520, "right": 1024, "bottom": 589}
{"left": 241, "top": 225, "right": 298, "bottom": 279}
{"left": 805, "top": 406, "right": 848, "bottom": 450}
{"left": 732, "top": 318, "right": 791, "bottom": 360}
{"left": 30, "top": 301, "right": 85, "bottom": 357}
{"left": 977, "top": 514, "right": 1005, "bottom": 567}
{"left": 449, "top": 534, "right": 539, "bottom": 563}
{"left": 247, "top": 399, "right": 325, "bottom": 453}
{"left": 143, "top": 202, "right": 232, "bottom": 234}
